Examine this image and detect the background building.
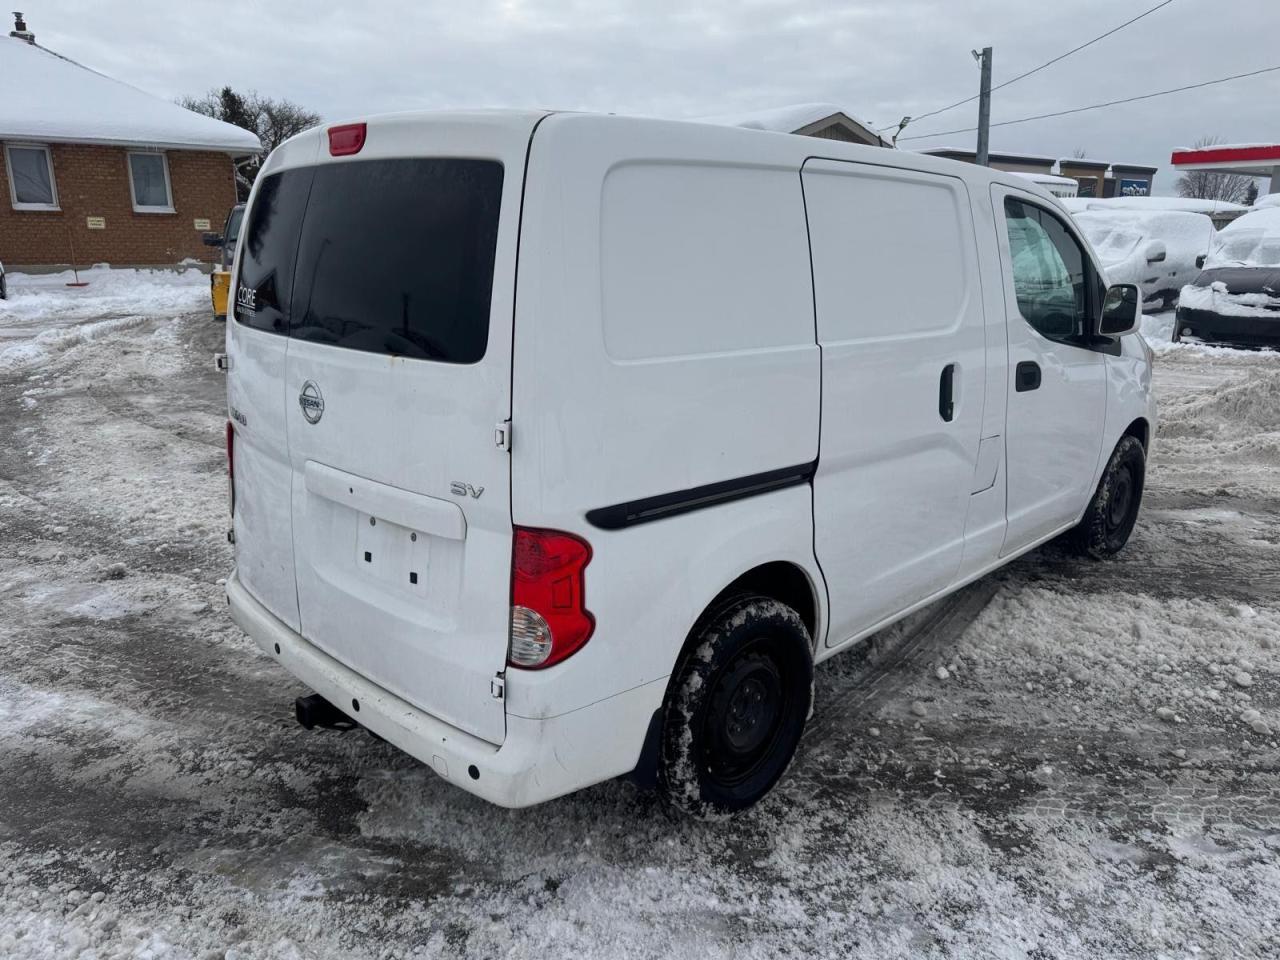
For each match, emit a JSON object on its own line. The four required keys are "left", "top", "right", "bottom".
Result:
{"left": 699, "top": 103, "right": 890, "bottom": 147}
{"left": 0, "top": 14, "right": 261, "bottom": 271}
{"left": 1170, "top": 142, "right": 1280, "bottom": 196}
{"left": 1109, "top": 163, "right": 1159, "bottom": 198}
{"left": 1057, "top": 158, "right": 1110, "bottom": 198}
{"left": 919, "top": 147, "right": 1056, "bottom": 175}
{"left": 921, "top": 148, "right": 1158, "bottom": 199}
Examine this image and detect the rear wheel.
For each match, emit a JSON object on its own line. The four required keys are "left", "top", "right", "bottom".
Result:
{"left": 658, "top": 595, "right": 813, "bottom": 819}
{"left": 1069, "top": 435, "right": 1146, "bottom": 558}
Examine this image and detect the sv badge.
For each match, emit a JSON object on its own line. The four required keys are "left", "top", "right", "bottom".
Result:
{"left": 450, "top": 481, "right": 485, "bottom": 499}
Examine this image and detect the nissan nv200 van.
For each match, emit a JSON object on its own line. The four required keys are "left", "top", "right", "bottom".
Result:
{"left": 223, "top": 110, "right": 1155, "bottom": 818}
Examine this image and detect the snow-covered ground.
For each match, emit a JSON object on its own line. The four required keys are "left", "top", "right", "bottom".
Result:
{"left": 0, "top": 272, "right": 1277, "bottom": 959}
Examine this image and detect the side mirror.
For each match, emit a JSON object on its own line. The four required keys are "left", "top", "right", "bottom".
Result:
{"left": 201, "top": 232, "right": 224, "bottom": 247}
{"left": 1195, "top": 253, "right": 1207, "bottom": 270}
{"left": 1144, "top": 241, "right": 1167, "bottom": 264}
{"left": 1099, "top": 283, "right": 1141, "bottom": 337}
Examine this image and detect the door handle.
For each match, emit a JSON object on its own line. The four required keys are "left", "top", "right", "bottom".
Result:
{"left": 938, "top": 363, "right": 955, "bottom": 422}
{"left": 1015, "top": 360, "right": 1041, "bottom": 392}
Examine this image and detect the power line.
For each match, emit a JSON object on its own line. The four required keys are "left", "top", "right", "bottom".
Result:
{"left": 879, "top": 0, "right": 1178, "bottom": 133}
{"left": 898, "top": 63, "right": 1280, "bottom": 142}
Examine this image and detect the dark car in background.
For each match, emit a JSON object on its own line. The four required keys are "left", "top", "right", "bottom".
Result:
{"left": 1175, "top": 207, "right": 1280, "bottom": 347}
{"left": 202, "top": 204, "right": 245, "bottom": 320}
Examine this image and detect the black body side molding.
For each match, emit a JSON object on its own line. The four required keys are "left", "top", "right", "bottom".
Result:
{"left": 586, "top": 461, "right": 817, "bottom": 531}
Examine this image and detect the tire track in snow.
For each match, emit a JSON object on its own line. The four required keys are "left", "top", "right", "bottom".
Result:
{"left": 804, "top": 578, "right": 1004, "bottom": 751}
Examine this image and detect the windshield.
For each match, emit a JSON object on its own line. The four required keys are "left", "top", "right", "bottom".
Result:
{"left": 1205, "top": 229, "right": 1280, "bottom": 268}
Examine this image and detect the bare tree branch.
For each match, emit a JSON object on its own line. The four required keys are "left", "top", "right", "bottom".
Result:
{"left": 179, "top": 86, "right": 321, "bottom": 198}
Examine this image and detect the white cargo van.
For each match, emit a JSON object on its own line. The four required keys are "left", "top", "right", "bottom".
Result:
{"left": 223, "top": 110, "right": 1155, "bottom": 818}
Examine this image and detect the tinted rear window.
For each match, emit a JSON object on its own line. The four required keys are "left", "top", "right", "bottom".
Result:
{"left": 234, "top": 169, "right": 313, "bottom": 334}
{"left": 291, "top": 159, "right": 503, "bottom": 363}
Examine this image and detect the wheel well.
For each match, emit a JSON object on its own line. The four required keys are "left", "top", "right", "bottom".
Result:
{"left": 626, "top": 560, "right": 821, "bottom": 791}
{"left": 712, "top": 561, "right": 818, "bottom": 641}
{"left": 1123, "top": 417, "right": 1150, "bottom": 451}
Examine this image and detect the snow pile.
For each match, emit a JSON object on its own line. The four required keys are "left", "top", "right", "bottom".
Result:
{"left": 1158, "top": 365, "right": 1280, "bottom": 440}
{"left": 0, "top": 37, "right": 260, "bottom": 153}
{"left": 941, "top": 581, "right": 1278, "bottom": 735}
{"left": 1255, "top": 193, "right": 1280, "bottom": 210}
{"left": 0, "top": 266, "right": 208, "bottom": 374}
{"left": 1140, "top": 309, "right": 1179, "bottom": 347}
{"left": 1069, "top": 197, "right": 1249, "bottom": 218}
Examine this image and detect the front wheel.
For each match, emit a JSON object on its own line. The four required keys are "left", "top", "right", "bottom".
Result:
{"left": 1069, "top": 435, "right": 1146, "bottom": 558}
{"left": 658, "top": 595, "right": 813, "bottom": 819}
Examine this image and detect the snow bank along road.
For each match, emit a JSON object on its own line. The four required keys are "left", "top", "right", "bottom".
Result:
{"left": 0, "top": 270, "right": 1277, "bottom": 959}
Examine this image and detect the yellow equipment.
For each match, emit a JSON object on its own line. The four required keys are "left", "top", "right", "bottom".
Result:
{"left": 202, "top": 203, "right": 244, "bottom": 321}
{"left": 211, "top": 269, "right": 231, "bottom": 321}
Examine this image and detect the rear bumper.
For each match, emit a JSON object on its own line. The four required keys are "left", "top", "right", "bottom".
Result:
{"left": 1174, "top": 306, "right": 1280, "bottom": 348}
{"left": 225, "top": 569, "right": 663, "bottom": 808}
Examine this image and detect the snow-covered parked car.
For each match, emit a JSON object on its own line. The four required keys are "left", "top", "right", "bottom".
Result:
{"left": 1175, "top": 207, "right": 1280, "bottom": 347}
{"left": 1070, "top": 208, "right": 1214, "bottom": 311}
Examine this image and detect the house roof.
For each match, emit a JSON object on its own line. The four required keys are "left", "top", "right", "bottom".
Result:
{"left": 0, "top": 36, "right": 262, "bottom": 154}
{"left": 694, "top": 103, "right": 887, "bottom": 146}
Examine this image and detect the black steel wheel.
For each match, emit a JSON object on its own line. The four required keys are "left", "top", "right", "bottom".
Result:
{"left": 659, "top": 595, "right": 812, "bottom": 819}
{"left": 1069, "top": 434, "right": 1146, "bottom": 559}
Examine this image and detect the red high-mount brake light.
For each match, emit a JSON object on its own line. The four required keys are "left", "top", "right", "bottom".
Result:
{"left": 328, "top": 122, "right": 366, "bottom": 156}
{"left": 225, "top": 420, "right": 235, "bottom": 516}
{"left": 508, "top": 527, "right": 594, "bottom": 669}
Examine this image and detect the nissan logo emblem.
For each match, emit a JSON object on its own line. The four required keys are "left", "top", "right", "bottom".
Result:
{"left": 299, "top": 381, "right": 325, "bottom": 424}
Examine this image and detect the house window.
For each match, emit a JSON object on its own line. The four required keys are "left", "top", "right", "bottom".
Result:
{"left": 127, "top": 151, "right": 174, "bottom": 212}
{"left": 5, "top": 143, "right": 59, "bottom": 210}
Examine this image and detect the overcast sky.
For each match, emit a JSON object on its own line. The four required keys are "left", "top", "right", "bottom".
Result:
{"left": 23, "top": 0, "right": 1280, "bottom": 194}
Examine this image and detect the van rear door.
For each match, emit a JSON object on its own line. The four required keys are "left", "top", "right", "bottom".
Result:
{"left": 281, "top": 115, "right": 535, "bottom": 745}
{"left": 227, "top": 135, "right": 319, "bottom": 634}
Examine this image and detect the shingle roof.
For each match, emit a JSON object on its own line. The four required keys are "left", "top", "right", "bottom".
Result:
{"left": 0, "top": 36, "right": 262, "bottom": 154}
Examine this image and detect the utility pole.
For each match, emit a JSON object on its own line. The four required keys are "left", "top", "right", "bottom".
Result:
{"left": 974, "top": 46, "right": 993, "bottom": 166}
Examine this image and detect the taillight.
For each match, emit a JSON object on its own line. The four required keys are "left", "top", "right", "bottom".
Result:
{"left": 508, "top": 527, "right": 594, "bottom": 669}
{"left": 328, "top": 122, "right": 366, "bottom": 156}
{"left": 225, "top": 420, "right": 235, "bottom": 516}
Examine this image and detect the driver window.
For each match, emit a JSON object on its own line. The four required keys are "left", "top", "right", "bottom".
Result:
{"left": 1004, "top": 197, "right": 1088, "bottom": 341}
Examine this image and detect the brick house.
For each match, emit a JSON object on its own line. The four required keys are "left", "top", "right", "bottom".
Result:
{"left": 0, "top": 14, "right": 261, "bottom": 271}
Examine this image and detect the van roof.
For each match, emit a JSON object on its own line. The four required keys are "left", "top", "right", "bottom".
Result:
{"left": 271, "top": 107, "right": 1051, "bottom": 201}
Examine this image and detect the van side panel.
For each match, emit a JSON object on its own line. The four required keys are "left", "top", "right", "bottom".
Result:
{"left": 803, "top": 160, "right": 987, "bottom": 646}
{"left": 509, "top": 115, "right": 822, "bottom": 718}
